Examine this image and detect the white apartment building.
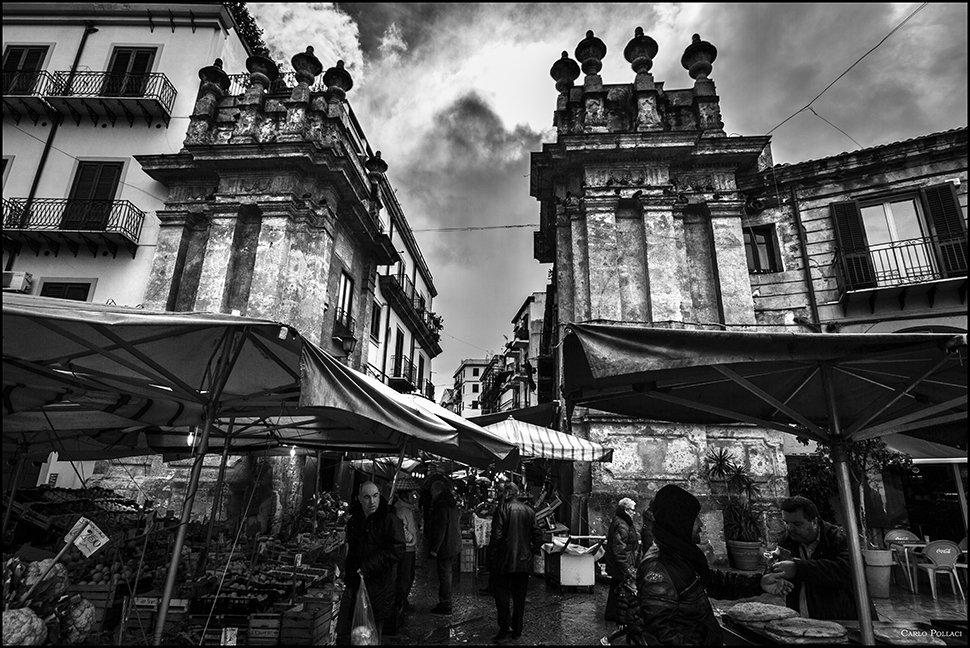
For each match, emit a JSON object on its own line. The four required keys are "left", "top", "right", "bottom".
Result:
{"left": 452, "top": 357, "right": 488, "bottom": 416}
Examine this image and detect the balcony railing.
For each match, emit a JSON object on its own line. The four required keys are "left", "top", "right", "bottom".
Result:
{"left": 423, "top": 380, "right": 435, "bottom": 401}
{"left": 835, "top": 234, "right": 968, "bottom": 293}
{"left": 41, "top": 71, "right": 176, "bottom": 126}
{"left": 2, "top": 70, "right": 55, "bottom": 96}
{"left": 333, "top": 307, "right": 356, "bottom": 338}
{"left": 389, "top": 355, "right": 415, "bottom": 386}
{"left": 3, "top": 197, "right": 145, "bottom": 242}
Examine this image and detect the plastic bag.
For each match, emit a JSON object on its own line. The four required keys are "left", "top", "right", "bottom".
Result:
{"left": 350, "top": 571, "right": 379, "bottom": 646}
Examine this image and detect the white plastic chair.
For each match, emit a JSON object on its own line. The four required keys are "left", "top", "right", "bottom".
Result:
{"left": 914, "top": 540, "right": 966, "bottom": 601}
{"left": 884, "top": 529, "right": 921, "bottom": 590}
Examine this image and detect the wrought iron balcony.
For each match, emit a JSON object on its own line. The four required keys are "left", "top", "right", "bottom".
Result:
{"left": 423, "top": 379, "right": 435, "bottom": 401}
{"left": 43, "top": 71, "right": 177, "bottom": 127}
{"left": 388, "top": 355, "right": 416, "bottom": 392}
{"left": 2, "top": 198, "right": 145, "bottom": 259}
{"left": 378, "top": 272, "right": 442, "bottom": 356}
{"left": 2, "top": 71, "right": 58, "bottom": 126}
{"left": 333, "top": 307, "right": 356, "bottom": 338}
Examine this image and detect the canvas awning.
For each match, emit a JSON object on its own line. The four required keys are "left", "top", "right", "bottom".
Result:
{"left": 881, "top": 434, "right": 967, "bottom": 465}
{"left": 482, "top": 417, "right": 613, "bottom": 462}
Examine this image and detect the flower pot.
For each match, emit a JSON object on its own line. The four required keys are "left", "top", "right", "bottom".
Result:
{"left": 726, "top": 540, "right": 762, "bottom": 571}
{"left": 862, "top": 549, "right": 893, "bottom": 598}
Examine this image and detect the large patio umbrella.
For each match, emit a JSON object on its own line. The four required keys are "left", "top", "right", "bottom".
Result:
{"left": 562, "top": 323, "right": 967, "bottom": 646}
{"left": 482, "top": 417, "right": 614, "bottom": 462}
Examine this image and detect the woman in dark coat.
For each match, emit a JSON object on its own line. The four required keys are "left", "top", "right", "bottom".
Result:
{"left": 335, "top": 482, "right": 406, "bottom": 645}
{"left": 604, "top": 497, "right": 640, "bottom": 622}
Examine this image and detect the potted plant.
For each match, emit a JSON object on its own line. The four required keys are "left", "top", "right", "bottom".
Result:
{"left": 706, "top": 448, "right": 764, "bottom": 570}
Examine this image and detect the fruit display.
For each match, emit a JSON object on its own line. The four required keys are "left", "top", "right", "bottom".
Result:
{"left": 2, "top": 558, "right": 97, "bottom": 646}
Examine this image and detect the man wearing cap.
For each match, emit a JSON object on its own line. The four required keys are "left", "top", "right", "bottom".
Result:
{"left": 604, "top": 496, "right": 640, "bottom": 622}
{"left": 637, "top": 485, "right": 793, "bottom": 645}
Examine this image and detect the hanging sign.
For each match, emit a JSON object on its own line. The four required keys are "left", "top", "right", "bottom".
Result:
{"left": 65, "top": 517, "right": 109, "bottom": 558}
{"left": 221, "top": 627, "right": 238, "bottom": 645}
{"left": 295, "top": 553, "right": 303, "bottom": 567}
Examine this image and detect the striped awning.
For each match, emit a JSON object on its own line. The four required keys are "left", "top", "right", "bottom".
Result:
{"left": 483, "top": 417, "right": 613, "bottom": 462}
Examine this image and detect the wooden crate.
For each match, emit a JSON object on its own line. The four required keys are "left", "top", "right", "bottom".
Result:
{"left": 69, "top": 582, "right": 117, "bottom": 631}
{"left": 279, "top": 601, "right": 337, "bottom": 646}
{"left": 248, "top": 612, "right": 280, "bottom": 646}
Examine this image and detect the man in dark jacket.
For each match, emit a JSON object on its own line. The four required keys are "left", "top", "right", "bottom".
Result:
{"left": 771, "top": 495, "right": 861, "bottom": 620}
{"left": 335, "top": 481, "right": 406, "bottom": 645}
{"left": 638, "top": 485, "right": 792, "bottom": 646}
{"left": 428, "top": 480, "right": 462, "bottom": 614}
{"left": 605, "top": 497, "right": 640, "bottom": 622}
{"left": 492, "top": 481, "right": 542, "bottom": 642}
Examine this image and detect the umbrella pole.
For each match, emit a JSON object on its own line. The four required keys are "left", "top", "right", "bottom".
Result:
{"left": 953, "top": 464, "right": 968, "bottom": 531}
{"left": 1, "top": 441, "right": 28, "bottom": 542}
{"left": 197, "top": 424, "right": 233, "bottom": 578}
{"left": 388, "top": 443, "right": 408, "bottom": 502}
{"left": 821, "top": 364, "right": 874, "bottom": 646}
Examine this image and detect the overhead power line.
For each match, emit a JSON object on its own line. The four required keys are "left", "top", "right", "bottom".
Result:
{"left": 411, "top": 224, "right": 538, "bottom": 233}
{"left": 766, "top": 2, "right": 929, "bottom": 136}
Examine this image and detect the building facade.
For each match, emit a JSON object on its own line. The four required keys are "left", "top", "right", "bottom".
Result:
{"left": 531, "top": 29, "right": 967, "bottom": 555}
{"left": 451, "top": 357, "right": 488, "bottom": 416}
{"left": 479, "top": 291, "right": 547, "bottom": 414}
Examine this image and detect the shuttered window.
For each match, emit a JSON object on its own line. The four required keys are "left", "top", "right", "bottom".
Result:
{"left": 2, "top": 45, "right": 48, "bottom": 94}
{"left": 830, "top": 200, "right": 876, "bottom": 289}
{"left": 921, "top": 183, "right": 968, "bottom": 277}
{"left": 102, "top": 47, "right": 155, "bottom": 96}
{"left": 62, "top": 161, "right": 123, "bottom": 230}
{"left": 40, "top": 282, "right": 91, "bottom": 301}
{"left": 744, "top": 225, "right": 782, "bottom": 273}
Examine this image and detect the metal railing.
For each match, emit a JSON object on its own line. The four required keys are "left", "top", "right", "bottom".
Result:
{"left": 389, "top": 355, "right": 415, "bottom": 384}
{"left": 2, "top": 70, "right": 55, "bottom": 96}
{"left": 226, "top": 71, "right": 327, "bottom": 97}
{"left": 47, "top": 71, "right": 177, "bottom": 115}
{"left": 835, "top": 234, "right": 968, "bottom": 292}
{"left": 423, "top": 380, "right": 435, "bottom": 401}
{"left": 2, "top": 198, "right": 145, "bottom": 242}
{"left": 333, "top": 307, "right": 356, "bottom": 337}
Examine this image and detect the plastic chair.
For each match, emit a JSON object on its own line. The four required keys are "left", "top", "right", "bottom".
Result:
{"left": 884, "top": 529, "right": 921, "bottom": 589}
{"left": 914, "top": 540, "right": 966, "bottom": 601}
{"left": 956, "top": 537, "right": 968, "bottom": 586}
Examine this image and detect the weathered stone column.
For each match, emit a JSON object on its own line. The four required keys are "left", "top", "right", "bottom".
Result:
{"left": 296, "top": 211, "right": 335, "bottom": 347}
{"left": 567, "top": 197, "right": 591, "bottom": 321}
{"left": 642, "top": 200, "right": 691, "bottom": 323}
{"left": 232, "top": 54, "right": 279, "bottom": 144}
{"left": 584, "top": 197, "right": 624, "bottom": 321}
{"left": 246, "top": 205, "right": 293, "bottom": 321}
{"left": 555, "top": 198, "right": 576, "bottom": 326}
{"left": 624, "top": 27, "right": 663, "bottom": 132}
{"left": 616, "top": 198, "right": 650, "bottom": 322}
{"left": 280, "top": 47, "right": 322, "bottom": 143}
{"left": 186, "top": 59, "right": 229, "bottom": 145}
{"left": 144, "top": 211, "right": 196, "bottom": 310}
{"left": 709, "top": 203, "right": 756, "bottom": 325}
{"left": 193, "top": 204, "right": 241, "bottom": 313}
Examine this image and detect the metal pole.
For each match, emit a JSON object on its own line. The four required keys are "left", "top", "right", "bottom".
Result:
{"left": 2, "top": 441, "right": 28, "bottom": 541}
{"left": 821, "top": 363, "right": 875, "bottom": 646}
{"left": 388, "top": 444, "right": 408, "bottom": 502}
{"left": 196, "top": 422, "right": 233, "bottom": 577}
{"left": 153, "top": 329, "right": 241, "bottom": 646}
{"left": 953, "top": 464, "right": 968, "bottom": 532}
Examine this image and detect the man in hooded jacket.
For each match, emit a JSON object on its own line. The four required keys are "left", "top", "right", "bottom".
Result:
{"left": 637, "top": 485, "right": 793, "bottom": 645}
{"left": 605, "top": 496, "right": 640, "bottom": 622}
{"left": 335, "top": 481, "right": 406, "bottom": 645}
{"left": 427, "top": 480, "right": 462, "bottom": 614}
{"left": 492, "top": 481, "right": 542, "bottom": 642}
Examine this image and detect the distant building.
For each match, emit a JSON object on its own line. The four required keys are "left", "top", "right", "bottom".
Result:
{"left": 479, "top": 291, "right": 547, "bottom": 413}
{"left": 452, "top": 357, "right": 488, "bottom": 415}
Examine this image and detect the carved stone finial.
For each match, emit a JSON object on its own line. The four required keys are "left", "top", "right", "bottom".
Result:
{"left": 292, "top": 46, "right": 323, "bottom": 86}
{"left": 624, "top": 26, "right": 659, "bottom": 75}
{"left": 323, "top": 59, "right": 354, "bottom": 102}
{"left": 214, "top": 58, "right": 223, "bottom": 69}
{"left": 681, "top": 33, "right": 717, "bottom": 81}
{"left": 245, "top": 54, "right": 280, "bottom": 90}
{"left": 575, "top": 30, "right": 607, "bottom": 76}
{"left": 198, "top": 59, "right": 230, "bottom": 94}
{"left": 365, "top": 150, "right": 388, "bottom": 174}
{"left": 550, "top": 51, "right": 581, "bottom": 94}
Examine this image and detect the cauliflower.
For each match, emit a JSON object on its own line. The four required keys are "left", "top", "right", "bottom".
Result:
{"left": 2, "top": 608, "right": 48, "bottom": 646}
{"left": 24, "top": 559, "right": 69, "bottom": 601}
{"left": 61, "top": 597, "right": 97, "bottom": 644}
{"left": 351, "top": 625, "right": 378, "bottom": 645}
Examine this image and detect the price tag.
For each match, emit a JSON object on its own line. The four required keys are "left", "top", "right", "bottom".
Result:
{"left": 295, "top": 553, "right": 303, "bottom": 567}
{"left": 65, "top": 517, "right": 110, "bottom": 558}
{"left": 221, "top": 627, "right": 237, "bottom": 645}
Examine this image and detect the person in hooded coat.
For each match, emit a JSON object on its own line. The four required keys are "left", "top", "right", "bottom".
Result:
{"left": 335, "top": 481, "right": 406, "bottom": 645}
{"left": 427, "top": 479, "right": 462, "bottom": 614}
{"left": 604, "top": 497, "right": 640, "bottom": 622}
{"left": 637, "top": 485, "right": 793, "bottom": 646}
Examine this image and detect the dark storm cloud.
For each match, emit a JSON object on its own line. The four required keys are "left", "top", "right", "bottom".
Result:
{"left": 336, "top": 3, "right": 474, "bottom": 56}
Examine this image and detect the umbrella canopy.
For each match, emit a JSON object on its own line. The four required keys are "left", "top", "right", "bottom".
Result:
{"left": 563, "top": 323, "right": 967, "bottom": 444}
{"left": 350, "top": 457, "right": 423, "bottom": 480}
{"left": 483, "top": 417, "right": 613, "bottom": 462}
{"left": 880, "top": 434, "right": 967, "bottom": 465}
{"left": 562, "top": 322, "right": 967, "bottom": 646}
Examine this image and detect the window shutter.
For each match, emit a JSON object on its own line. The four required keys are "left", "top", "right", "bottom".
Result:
{"left": 2, "top": 47, "right": 27, "bottom": 72}
{"left": 130, "top": 49, "right": 154, "bottom": 75}
{"left": 921, "top": 183, "right": 967, "bottom": 277}
{"left": 109, "top": 49, "right": 133, "bottom": 75}
{"left": 92, "top": 163, "right": 122, "bottom": 201}
{"left": 20, "top": 47, "right": 46, "bottom": 73}
{"left": 830, "top": 200, "right": 876, "bottom": 289}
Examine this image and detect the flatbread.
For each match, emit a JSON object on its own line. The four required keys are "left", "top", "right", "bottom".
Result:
{"left": 873, "top": 626, "right": 947, "bottom": 646}
{"left": 725, "top": 602, "right": 799, "bottom": 624}
{"left": 766, "top": 618, "right": 847, "bottom": 639}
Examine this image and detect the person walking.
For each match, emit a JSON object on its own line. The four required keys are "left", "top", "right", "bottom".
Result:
{"left": 427, "top": 479, "right": 462, "bottom": 615}
{"left": 605, "top": 496, "right": 640, "bottom": 623}
{"left": 334, "top": 481, "right": 405, "bottom": 645}
{"left": 492, "top": 481, "right": 542, "bottom": 643}
{"left": 770, "top": 495, "right": 865, "bottom": 620}
{"left": 385, "top": 485, "right": 419, "bottom": 635}
{"left": 637, "top": 484, "right": 793, "bottom": 645}
{"left": 479, "top": 479, "right": 509, "bottom": 595}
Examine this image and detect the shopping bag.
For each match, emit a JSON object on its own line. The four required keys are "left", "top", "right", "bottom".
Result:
{"left": 351, "top": 571, "right": 379, "bottom": 645}
{"left": 615, "top": 579, "right": 642, "bottom": 630}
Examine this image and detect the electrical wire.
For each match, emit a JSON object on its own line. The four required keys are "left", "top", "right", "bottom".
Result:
{"left": 766, "top": 2, "right": 929, "bottom": 136}
{"left": 411, "top": 223, "right": 539, "bottom": 233}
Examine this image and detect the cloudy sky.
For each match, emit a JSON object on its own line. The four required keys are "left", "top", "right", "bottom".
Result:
{"left": 249, "top": 2, "right": 968, "bottom": 392}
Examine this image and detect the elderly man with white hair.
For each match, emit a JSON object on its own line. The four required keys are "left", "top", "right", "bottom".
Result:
{"left": 605, "top": 496, "right": 640, "bottom": 623}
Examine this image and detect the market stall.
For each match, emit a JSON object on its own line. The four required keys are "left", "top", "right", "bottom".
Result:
{"left": 562, "top": 323, "right": 968, "bottom": 646}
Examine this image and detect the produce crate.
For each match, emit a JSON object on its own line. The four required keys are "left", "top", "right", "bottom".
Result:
{"left": 69, "top": 582, "right": 118, "bottom": 631}
{"left": 279, "top": 600, "right": 337, "bottom": 646}
{"left": 460, "top": 539, "right": 476, "bottom": 573}
{"left": 248, "top": 612, "right": 281, "bottom": 646}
